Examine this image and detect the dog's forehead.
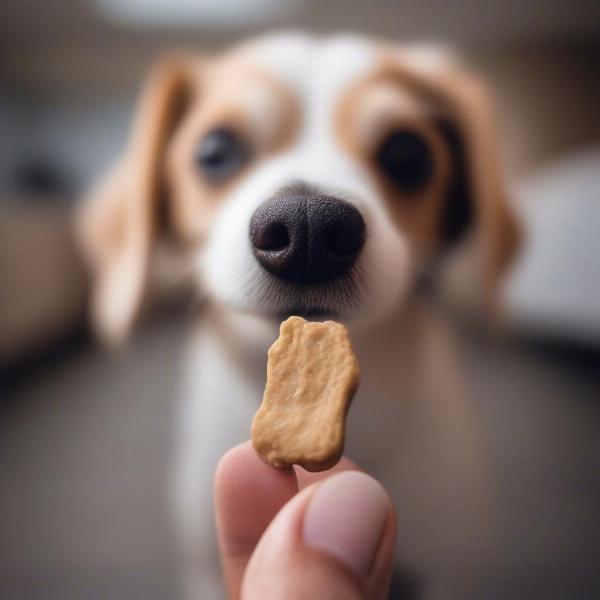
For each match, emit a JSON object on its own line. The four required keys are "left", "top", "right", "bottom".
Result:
{"left": 225, "top": 33, "right": 379, "bottom": 105}
{"left": 213, "top": 34, "right": 459, "bottom": 121}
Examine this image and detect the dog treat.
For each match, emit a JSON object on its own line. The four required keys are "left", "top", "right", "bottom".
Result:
{"left": 252, "top": 316, "right": 359, "bottom": 472}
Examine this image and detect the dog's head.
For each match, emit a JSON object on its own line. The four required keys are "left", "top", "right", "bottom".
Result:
{"left": 78, "top": 32, "right": 520, "bottom": 344}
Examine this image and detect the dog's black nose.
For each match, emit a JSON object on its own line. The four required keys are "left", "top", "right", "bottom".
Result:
{"left": 249, "top": 194, "right": 365, "bottom": 284}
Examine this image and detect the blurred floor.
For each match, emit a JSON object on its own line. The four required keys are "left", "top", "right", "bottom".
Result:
{"left": 1, "top": 313, "right": 599, "bottom": 599}
{"left": 465, "top": 333, "right": 600, "bottom": 599}
{"left": 0, "top": 314, "right": 186, "bottom": 600}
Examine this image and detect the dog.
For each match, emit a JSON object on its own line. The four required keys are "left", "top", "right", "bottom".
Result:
{"left": 77, "top": 32, "right": 520, "bottom": 599}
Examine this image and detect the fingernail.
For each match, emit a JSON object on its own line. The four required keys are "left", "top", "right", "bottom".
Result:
{"left": 303, "top": 471, "right": 389, "bottom": 577}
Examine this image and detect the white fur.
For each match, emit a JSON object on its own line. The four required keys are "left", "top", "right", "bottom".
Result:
{"left": 173, "top": 34, "right": 491, "bottom": 600}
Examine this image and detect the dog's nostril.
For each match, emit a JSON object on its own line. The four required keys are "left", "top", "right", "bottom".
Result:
{"left": 252, "top": 222, "right": 290, "bottom": 251}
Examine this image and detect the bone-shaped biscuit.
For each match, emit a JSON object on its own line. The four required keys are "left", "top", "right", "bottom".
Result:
{"left": 252, "top": 316, "right": 360, "bottom": 472}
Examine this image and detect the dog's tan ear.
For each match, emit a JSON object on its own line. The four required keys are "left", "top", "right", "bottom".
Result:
{"left": 436, "top": 71, "right": 521, "bottom": 308}
{"left": 77, "top": 58, "right": 194, "bottom": 345}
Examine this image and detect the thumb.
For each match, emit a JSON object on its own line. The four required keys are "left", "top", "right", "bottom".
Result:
{"left": 241, "top": 471, "right": 396, "bottom": 600}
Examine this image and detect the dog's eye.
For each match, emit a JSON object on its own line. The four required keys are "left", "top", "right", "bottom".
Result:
{"left": 195, "top": 127, "right": 248, "bottom": 183}
{"left": 375, "top": 130, "right": 433, "bottom": 193}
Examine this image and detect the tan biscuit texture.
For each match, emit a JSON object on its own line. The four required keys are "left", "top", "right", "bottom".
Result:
{"left": 251, "top": 316, "right": 359, "bottom": 472}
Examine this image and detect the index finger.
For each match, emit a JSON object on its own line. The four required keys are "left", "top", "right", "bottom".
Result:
{"left": 214, "top": 442, "right": 297, "bottom": 599}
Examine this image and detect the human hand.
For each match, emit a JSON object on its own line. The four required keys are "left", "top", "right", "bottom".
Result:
{"left": 214, "top": 441, "right": 396, "bottom": 599}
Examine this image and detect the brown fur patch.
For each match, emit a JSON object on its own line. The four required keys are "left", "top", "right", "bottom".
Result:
{"left": 334, "top": 66, "right": 452, "bottom": 258}
{"left": 165, "top": 62, "right": 300, "bottom": 246}
{"left": 374, "top": 51, "right": 522, "bottom": 300}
